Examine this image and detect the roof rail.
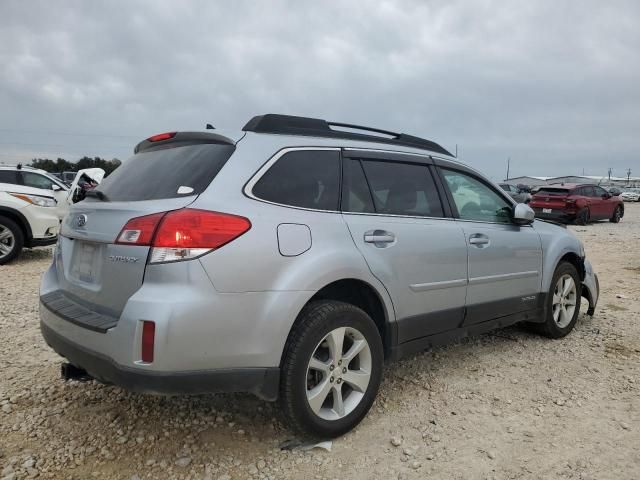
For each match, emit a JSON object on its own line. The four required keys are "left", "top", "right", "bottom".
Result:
{"left": 242, "top": 114, "right": 452, "bottom": 156}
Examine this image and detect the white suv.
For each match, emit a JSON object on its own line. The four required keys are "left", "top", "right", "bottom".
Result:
{"left": 0, "top": 165, "right": 104, "bottom": 264}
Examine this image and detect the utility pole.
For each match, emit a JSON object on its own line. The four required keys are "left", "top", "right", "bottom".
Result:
{"left": 608, "top": 168, "right": 612, "bottom": 184}
{"left": 627, "top": 168, "right": 632, "bottom": 185}
{"left": 506, "top": 157, "right": 510, "bottom": 180}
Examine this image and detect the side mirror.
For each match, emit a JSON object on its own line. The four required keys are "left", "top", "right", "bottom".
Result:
{"left": 603, "top": 192, "right": 612, "bottom": 199}
{"left": 512, "top": 203, "right": 535, "bottom": 225}
{"left": 51, "top": 184, "right": 62, "bottom": 191}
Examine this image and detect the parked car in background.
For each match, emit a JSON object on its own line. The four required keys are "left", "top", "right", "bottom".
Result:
{"left": 499, "top": 183, "right": 532, "bottom": 204}
{"left": 0, "top": 165, "right": 105, "bottom": 220}
{"left": 620, "top": 188, "right": 640, "bottom": 202}
{"left": 40, "top": 114, "right": 599, "bottom": 438}
{"left": 530, "top": 184, "right": 624, "bottom": 225}
{"left": 0, "top": 184, "right": 59, "bottom": 264}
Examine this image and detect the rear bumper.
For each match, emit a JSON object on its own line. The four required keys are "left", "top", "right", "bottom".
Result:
{"left": 531, "top": 208, "right": 576, "bottom": 223}
{"left": 40, "top": 320, "right": 280, "bottom": 400}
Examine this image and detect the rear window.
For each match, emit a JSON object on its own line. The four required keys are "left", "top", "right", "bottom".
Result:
{"left": 94, "top": 144, "right": 235, "bottom": 201}
{"left": 535, "top": 188, "right": 571, "bottom": 195}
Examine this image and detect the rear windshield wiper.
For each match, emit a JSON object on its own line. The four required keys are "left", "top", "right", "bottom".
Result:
{"left": 86, "top": 190, "right": 109, "bottom": 201}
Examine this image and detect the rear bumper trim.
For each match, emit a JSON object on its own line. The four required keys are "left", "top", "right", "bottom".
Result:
{"left": 40, "top": 321, "right": 280, "bottom": 401}
{"left": 41, "top": 292, "right": 117, "bottom": 333}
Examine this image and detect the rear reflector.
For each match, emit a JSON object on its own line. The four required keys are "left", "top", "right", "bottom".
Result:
{"left": 147, "top": 132, "right": 177, "bottom": 142}
{"left": 115, "top": 209, "right": 251, "bottom": 263}
{"left": 141, "top": 321, "right": 155, "bottom": 363}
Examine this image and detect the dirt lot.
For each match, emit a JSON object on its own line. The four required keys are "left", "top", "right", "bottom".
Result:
{"left": 1, "top": 205, "right": 639, "bottom": 480}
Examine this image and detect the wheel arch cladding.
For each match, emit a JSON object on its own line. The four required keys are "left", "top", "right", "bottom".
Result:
{"left": 283, "top": 278, "right": 392, "bottom": 362}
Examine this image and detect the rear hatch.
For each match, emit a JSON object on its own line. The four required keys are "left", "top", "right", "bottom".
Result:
{"left": 531, "top": 187, "right": 573, "bottom": 209}
{"left": 52, "top": 132, "right": 238, "bottom": 320}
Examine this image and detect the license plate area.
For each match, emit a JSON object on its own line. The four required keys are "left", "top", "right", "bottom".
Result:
{"left": 70, "top": 241, "right": 103, "bottom": 285}
{"left": 542, "top": 208, "right": 552, "bottom": 214}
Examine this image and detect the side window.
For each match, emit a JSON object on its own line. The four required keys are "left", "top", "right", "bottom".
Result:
{"left": 592, "top": 186, "right": 607, "bottom": 197}
{"left": 21, "top": 172, "right": 55, "bottom": 190}
{"left": 582, "top": 186, "right": 595, "bottom": 197}
{"left": 0, "top": 170, "right": 18, "bottom": 184}
{"left": 359, "top": 160, "right": 444, "bottom": 217}
{"left": 252, "top": 150, "right": 340, "bottom": 211}
{"left": 342, "top": 159, "right": 375, "bottom": 213}
{"left": 441, "top": 169, "right": 512, "bottom": 223}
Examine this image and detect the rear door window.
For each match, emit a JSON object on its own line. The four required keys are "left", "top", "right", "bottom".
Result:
{"left": 252, "top": 150, "right": 340, "bottom": 211}
{"left": 342, "top": 159, "right": 375, "bottom": 213}
{"left": 0, "top": 170, "right": 17, "bottom": 184}
{"left": 94, "top": 143, "right": 235, "bottom": 201}
{"left": 357, "top": 160, "right": 444, "bottom": 217}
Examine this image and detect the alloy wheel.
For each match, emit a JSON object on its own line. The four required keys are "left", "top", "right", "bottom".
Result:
{"left": 305, "top": 327, "right": 372, "bottom": 421}
{"left": 0, "top": 225, "right": 15, "bottom": 260}
{"left": 552, "top": 274, "right": 577, "bottom": 328}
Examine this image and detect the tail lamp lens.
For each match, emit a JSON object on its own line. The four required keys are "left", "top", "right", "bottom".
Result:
{"left": 115, "top": 209, "right": 251, "bottom": 263}
{"left": 141, "top": 321, "right": 155, "bottom": 363}
{"left": 115, "top": 212, "right": 165, "bottom": 245}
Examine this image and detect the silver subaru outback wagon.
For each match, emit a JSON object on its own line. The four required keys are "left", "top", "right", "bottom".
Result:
{"left": 40, "top": 114, "right": 599, "bottom": 438}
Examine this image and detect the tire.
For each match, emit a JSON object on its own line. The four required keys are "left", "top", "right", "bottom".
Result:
{"left": 576, "top": 208, "right": 589, "bottom": 226}
{"left": 609, "top": 205, "right": 622, "bottom": 223}
{"left": 279, "top": 300, "right": 383, "bottom": 438}
{"left": 0, "top": 216, "right": 24, "bottom": 265}
{"left": 535, "top": 262, "right": 582, "bottom": 338}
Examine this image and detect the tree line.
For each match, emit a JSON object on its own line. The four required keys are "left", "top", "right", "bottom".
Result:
{"left": 30, "top": 157, "right": 122, "bottom": 176}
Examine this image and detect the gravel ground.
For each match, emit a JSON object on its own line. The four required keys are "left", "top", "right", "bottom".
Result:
{"left": 1, "top": 205, "right": 639, "bottom": 480}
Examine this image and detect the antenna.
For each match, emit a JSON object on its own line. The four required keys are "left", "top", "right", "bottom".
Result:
{"left": 205, "top": 123, "right": 215, "bottom": 130}
{"left": 506, "top": 157, "right": 510, "bottom": 180}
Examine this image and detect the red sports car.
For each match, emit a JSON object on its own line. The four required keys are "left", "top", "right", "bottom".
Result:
{"left": 530, "top": 184, "right": 624, "bottom": 225}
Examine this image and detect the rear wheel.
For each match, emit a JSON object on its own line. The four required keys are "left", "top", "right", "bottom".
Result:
{"left": 0, "top": 217, "right": 23, "bottom": 265}
{"left": 609, "top": 205, "right": 622, "bottom": 223}
{"left": 280, "top": 301, "right": 383, "bottom": 438}
{"left": 535, "top": 262, "right": 581, "bottom": 338}
{"left": 576, "top": 208, "right": 589, "bottom": 226}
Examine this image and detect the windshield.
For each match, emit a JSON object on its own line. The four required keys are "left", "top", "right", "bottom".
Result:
{"left": 93, "top": 143, "right": 235, "bottom": 201}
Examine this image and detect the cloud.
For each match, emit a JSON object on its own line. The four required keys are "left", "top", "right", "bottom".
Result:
{"left": 0, "top": 0, "right": 638, "bottom": 179}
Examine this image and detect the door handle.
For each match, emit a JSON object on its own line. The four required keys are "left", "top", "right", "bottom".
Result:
{"left": 364, "top": 230, "right": 395, "bottom": 244}
{"left": 468, "top": 233, "right": 490, "bottom": 247}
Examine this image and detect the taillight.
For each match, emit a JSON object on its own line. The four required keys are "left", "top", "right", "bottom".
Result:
{"left": 150, "top": 209, "right": 251, "bottom": 263}
{"left": 115, "top": 212, "right": 165, "bottom": 245}
{"left": 115, "top": 209, "right": 251, "bottom": 263}
{"left": 141, "top": 321, "right": 155, "bottom": 363}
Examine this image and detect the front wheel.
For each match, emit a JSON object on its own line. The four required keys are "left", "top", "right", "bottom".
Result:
{"left": 0, "top": 217, "right": 24, "bottom": 265}
{"left": 279, "top": 301, "right": 383, "bottom": 438}
{"left": 609, "top": 205, "right": 622, "bottom": 223}
{"left": 535, "top": 262, "right": 582, "bottom": 338}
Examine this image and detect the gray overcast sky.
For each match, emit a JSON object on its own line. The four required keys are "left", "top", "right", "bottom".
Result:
{"left": 1, "top": 1, "right": 638, "bottom": 180}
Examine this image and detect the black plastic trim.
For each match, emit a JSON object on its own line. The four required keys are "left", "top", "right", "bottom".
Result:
{"left": 41, "top": 293, "right": 118, "bottom": 333}
{"left": 26, "top": 236, "right": 58, "bottom": 247}
{"left": 243, "top": 114, "right": 453, "bottom": 156}
{"left": 40, "top": 322, "right": 281, "bottom": 401}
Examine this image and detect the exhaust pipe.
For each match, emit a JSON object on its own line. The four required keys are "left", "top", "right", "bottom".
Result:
{"left": 60, "top": 363, "right": 92, "bottom": 382}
